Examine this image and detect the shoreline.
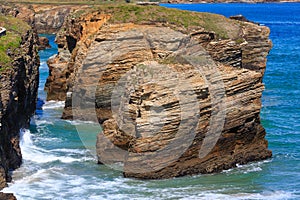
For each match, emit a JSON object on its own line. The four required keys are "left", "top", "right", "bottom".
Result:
{"left": 160, "top": 1, "right": 300, "bottom": 4}
{"left": 0, "top": 1, "right": 300, "bottom": 5}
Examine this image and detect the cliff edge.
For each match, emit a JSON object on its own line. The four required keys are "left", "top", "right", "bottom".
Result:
{"left": 0, "top": 14, "right": 39, "bottom": 188}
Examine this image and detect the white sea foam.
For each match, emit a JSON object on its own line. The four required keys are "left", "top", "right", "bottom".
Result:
{"left": 20, "top": 129, "right": 33, "bottom": 146}
{"left": 40, "top": 61, "right": 47, "bottom": 68}
{"left": 33, "top": 119, "right": 54, "bottom": 126}
{"left": 222, "top": 160, "right": 271, "bottom": 174}
{"left": 43, "top": 100, "right": 65, "bottom": 109}
{"left": 49, "top": 148, "right": 90, "bottom": 155}
{"left": 19, "top": 129, "right": 92, "bottom": 164}
{"left": 259, "top": 21, "right": 300, "bottom": 25}
{"left": 65, "top": 119, "right": 99, "bottom": 126}
{"left": 178, "top": 191, "right": 295, "bottom": 200}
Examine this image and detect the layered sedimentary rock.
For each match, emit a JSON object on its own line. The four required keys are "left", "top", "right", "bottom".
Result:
{"left": 45, "top": 11, "right": 110, "bottom": 101}
{"left": 46, "top": 5, "right": 272, "bottom": 179}
{"left": 0, "top": 16, "right": 39, "bottom": 188}
{"left": 33, "top": 5, "right": 89, "bottom": 34}
{"left": 0, "top": 4, "right": 86, "bottom": 34}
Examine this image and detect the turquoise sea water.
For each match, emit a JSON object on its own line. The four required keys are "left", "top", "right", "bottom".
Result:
{"left": 2, "top": 3, "right": 300, "bottom": 199}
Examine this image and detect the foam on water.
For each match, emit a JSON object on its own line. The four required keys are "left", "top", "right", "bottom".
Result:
{"left": 220, "top": 159, "right": 271, "bottom": 175}
{"left": 20, "top": 129, "right": 33, "bottom": 146}
{"left": 65, "top": 119, "right": 99, "bottom": 125}
{"left": 49, "top": 148, "right": 90, "bottom": 155}
{"left": 178, "top": 191, "right": 294, "bottom": 200}
{"left": 42, "top": 100, "right": 65, "bottom": 109}
{"left": 31, "top": 119, "right": 54, "bottom": 126}
{"left": 39, "top": 61, "right": 47, "bottom": 69}
{"left": 19, "top": 129, "right": 91, "bottom": 164}
{"left": 259, "top": 21, "right": 300, "bottom": 25}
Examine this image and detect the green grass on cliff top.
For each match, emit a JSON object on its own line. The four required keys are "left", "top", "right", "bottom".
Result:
{"left": 0, "top": 0, "right": 129, "bottom": 5}
{"left": 71, "top": 4, "right": 236, "bottom": 39}
{"left": 0, "top": 15, "right": 30, "bottom": 72}
{"left": 1, "top": 1, "right": 240, "bottom": 39}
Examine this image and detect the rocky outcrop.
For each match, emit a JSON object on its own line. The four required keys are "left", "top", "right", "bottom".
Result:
{"left": 0, "top": 16, "right": 40, "bottom": 188}
{"left": 0, "top": 4, "right": 86, "bottom": 34}
{"left": 45, "top": 11, "right": 110, "bottom": 101}
{"left": 47, "top": 5, "right": 272, "bottom": 179}
{"left": 0, "top": 192, "right": 17, "bottom": 200}
{"left": 33, "top": 5, "right": 88, "bottom": 34}
{"left": 38, "top": 36, "right": 51, "bottom": 50}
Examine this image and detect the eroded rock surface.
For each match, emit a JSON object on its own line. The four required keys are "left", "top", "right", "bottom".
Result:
{"left": 0, "top": 192, "right": 17, "bottom": 200}
{"left": 47, "top": 6, "right": 272, "bottom": 179}
{"left": 0, "top": 16, "right": 39, "bottom": 188}
{"left": 0, "top": 4, "right": 86, "bottom": 34}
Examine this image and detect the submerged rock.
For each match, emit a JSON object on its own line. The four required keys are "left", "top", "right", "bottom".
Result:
{"left": 38, "top": 36, "right": 51, "bottom": 50}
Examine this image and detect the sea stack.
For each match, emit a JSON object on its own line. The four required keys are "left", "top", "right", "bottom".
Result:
{"left": 44, "top": 5, "right": 272, "bottom": 179}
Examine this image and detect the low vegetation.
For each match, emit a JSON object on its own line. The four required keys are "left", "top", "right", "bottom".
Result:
{"left": 72, "top": 4, "right": 236, "bottom": 38}
{"left": 0, "top": 15, "right": 30, "bottom": 72}
{"left": 0, "top": 1, "right": 240, "bottom": 72}
{"left": 0, "top": 0, "right": 130, "bottom": 5}
{"left": 1, "top": 0, "right": 238, "bottom": 39}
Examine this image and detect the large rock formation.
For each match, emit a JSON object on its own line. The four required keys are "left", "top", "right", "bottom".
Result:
{"left": 0, "top": 15, "right": 39, "bottom": 188}
{"left": 47, "top": 5, "right": 272, "bottom": 179}
{"left": 0, "top": 4, "right": 87, "bottom": 34}
{"left": 45, "top": 11, "right": 110, "bottom": 101}
{"left": 33, "top": 4, "right": 89, "bottom": 34}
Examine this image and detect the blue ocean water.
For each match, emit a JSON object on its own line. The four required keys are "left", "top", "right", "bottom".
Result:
{"left": 2, "top": 3, "right": 300, "bottom": 200}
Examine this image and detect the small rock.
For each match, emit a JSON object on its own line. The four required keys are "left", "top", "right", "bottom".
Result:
{"left": 38, "top": 37, "right": 51, "bottom": 50}
{"left": 0, "top": 192, "right": 17, "bottom": 200}
{"left": 229, "top": 15, "right": 259, "bottom": 25}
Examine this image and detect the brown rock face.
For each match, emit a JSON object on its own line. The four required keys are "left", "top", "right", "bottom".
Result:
{"left": 38, "top": 36, "right": 51, "bottom": 50}
{"left": 45, "top": 12, "right": 110, "bottom": 101}
{"left": 0, "top": 4, "right": 86, "bottom": 34}
{"left": 0, "top": 192, "right": 17, "bottom": 200}
{"left": 44, "top": 53, "right": 69, "bottom": 101}
{"left": 33, "top": 5, "right": 86, "bottom": 34}
{"left": 47, "top": 8, "right": 272, "bottom": 179}
{"left": 0, "top": 20, "right": 40, "bottom": 187}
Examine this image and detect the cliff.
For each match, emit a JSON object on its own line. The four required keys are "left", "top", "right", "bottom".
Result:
{"left": 45, "top": 4, "right": 272, "bottom": 179}
{"left": 0, "top": 14, "right": 39, "bottom": 188}
{"left": 0, "top": 4, "right": 87, "bottom": 34}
